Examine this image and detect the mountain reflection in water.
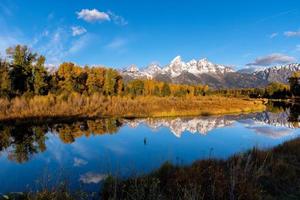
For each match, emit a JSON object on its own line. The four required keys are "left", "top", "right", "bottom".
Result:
{"left": 0, "top": 102, "right": 299, "bottom": 164}
{"left": 0, "top": 102, "right": 299, "bottom": 194}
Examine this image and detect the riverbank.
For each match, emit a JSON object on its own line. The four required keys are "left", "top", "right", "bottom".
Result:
{"left": 0, "top": 94, "right": 266, "bottom": 123}
{"left": 101, "top": 137, "right": 300, "bottom": 200}
{"left": 2, "top": 134, "right": 299, "bottom": 200}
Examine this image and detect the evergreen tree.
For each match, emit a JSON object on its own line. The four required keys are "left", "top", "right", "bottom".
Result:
{"left": 33, "top": 56, "right": 48, "bottom": 95}
{"left": 6, "top": 45, "right": 37, "bottom": 94}
{"left": 104, "top": 69, "right": 118, "bottom": 95}
{"left": 153, "top": 85, "right": 160, "bottom": 96}
{"left": 161, "top": 82, "right": 171, "bottom": 97}
{"left": 0, "top": 59, "right": 11, "bottom": 97}
{"left": 127, "top": 80, "right": 144, "bottom": 96}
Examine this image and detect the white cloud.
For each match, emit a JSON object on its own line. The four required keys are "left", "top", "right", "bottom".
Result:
{"left": 248, "top": 126, "right": 293, "bottom": 139}
{"left": 106, "top": 38, "right": 127, "bottom": 49}
{"left": 246, "top": 53, "right": 296, "bottom": 66}
{"left": 68, "top": 34, "right": 92, "bottom": 54}
{"left": 79, "top": 172, "right": 107, "bottom": 184}
{"left": 77, "top": 9, "right": 110, "bottom": 22}
{"left": 35, "top": 27, "right": 68, "bottom": 65}
{"left": 71, "top": 26, "right": 87, "bottom": 36}
{"left": 108, "top": 11, "right": 128, "bottom": 26}
{"left": 284, "top": 30, "right": 300, "bottom": 37}
{"left": 73, "top": 157, "right": 88, "bottom": 167}
{"left": 32, "top": 27, "right": 93, "bottom": 64}
{"left": 270, "top": 32, "right": 278, "bottom": 39}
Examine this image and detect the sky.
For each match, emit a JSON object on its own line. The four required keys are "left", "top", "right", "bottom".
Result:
{"left": 1, "top": 0, "right": 300, "bottom": 70}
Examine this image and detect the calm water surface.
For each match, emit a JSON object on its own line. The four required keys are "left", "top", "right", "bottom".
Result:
{"left": 0, "top": 103, "right": 299, "bottom": 193}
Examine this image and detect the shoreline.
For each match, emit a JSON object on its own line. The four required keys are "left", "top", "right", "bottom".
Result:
{"left": 0, "top": 96, "right": 267, "bottom": 125}
{"left": 101, "top": 136, "right": 300, "bottom": 200}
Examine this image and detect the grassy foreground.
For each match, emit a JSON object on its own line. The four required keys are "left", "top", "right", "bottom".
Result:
{"left": 101, "top": 137, "right": 300, "bottom": 200}
{"left": 3, "top": 136, "right": 300, "bottom": 200}
{"left": 0, "top": 94, "right": 266, "bottom": 122}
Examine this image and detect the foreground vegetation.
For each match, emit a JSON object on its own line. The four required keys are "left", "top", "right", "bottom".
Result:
{"left": 101, "top": 137, "right": 300, "bottom": 200}
{"left": 0, "top": 94, "right": 265, "bottom": 122}
{"left": 3, "top": 135, "right": 300, "bottom": 200}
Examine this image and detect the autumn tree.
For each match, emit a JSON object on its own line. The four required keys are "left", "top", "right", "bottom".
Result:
{"left": 161, "top": 82, "right": 171, "bottom": 97}
{"left": 289, "top": 72, "right": 300, "bottom": 97}
{"left": 57, "top": 62, "right": 85, "bottom": 93}
{"left": 86, "top": 67, "right": 105, "bottom": 94}
{"left": 116, "top": 75, "right": 124, "bottom": 96}
{"left": 265, "top": 82, "right": 290, "bottom": 98}
{"left": 127, "top": 80, "right": 145, "bottom": 96}
{"left": 104, "top": 69, "right": 119, "bottom": 95}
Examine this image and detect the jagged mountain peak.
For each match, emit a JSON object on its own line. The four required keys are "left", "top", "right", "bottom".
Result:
{"left": 142, "top": 63, "right": 162, "bottom": 76}
{"left": 145, "top": 63, "right": 162, "bottom": 70}
{"left": 171, "top": 55, "right": 183, "bottom": 64}
{"left": 127, "top": 65, "right": 139, "bottom": 73}
{"left": 120, "top": 56, "right": 300, "bottom": 89}
{"left": 198, "top": 58, "right": 211, "bottom": 64}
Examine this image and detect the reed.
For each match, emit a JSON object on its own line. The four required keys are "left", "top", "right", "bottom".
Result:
{"left": 101, "top": 137, "right": 300, "bottom": 200}
{"left": 0, "top": 94, "right": 266, "bottom": 122}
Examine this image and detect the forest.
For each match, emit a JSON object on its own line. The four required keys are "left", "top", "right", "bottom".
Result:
{"left": 0, "top": 45, "right": 299, "bottom": 122}
{"left": 0, "top": 45, "right": 209, "bottom": 99}
{"left": 2, "top": 45, "right": 298, "bottom": 100}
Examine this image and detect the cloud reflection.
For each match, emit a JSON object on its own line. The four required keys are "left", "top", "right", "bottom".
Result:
{"left": 73, "top": 157, "right": 88, "bottom": 167}
{"left": 79, "top": 172, "right": 107, "bottom": 184}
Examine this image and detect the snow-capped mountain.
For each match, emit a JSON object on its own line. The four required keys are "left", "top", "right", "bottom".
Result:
{"left": 124, "top": 111, "right": 297, "bottom": 138}
{"left": 125, "top": 116, "right": 235, "bottom": 137}
{"left": 253, "top": 63, "right": 300, "bottom": 83}
{"left": 162, "top": 56, "right": 234, "bottom": 77}
{"left": 121, "top": 56, "right": 235, "bottom": 82}
{"left": 121, "top": 57, "right": 300, "bottom": 89}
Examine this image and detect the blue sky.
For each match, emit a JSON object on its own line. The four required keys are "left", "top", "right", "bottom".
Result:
{"left": 1, "top": 0, "right": 300, "bottom": 69}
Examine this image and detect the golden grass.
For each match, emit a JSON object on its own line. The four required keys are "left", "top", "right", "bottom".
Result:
{"left": 0, "top": 94, "right": 266, "bottom": 122}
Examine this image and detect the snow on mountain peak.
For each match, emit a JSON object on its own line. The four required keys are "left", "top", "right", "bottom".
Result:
{"left": 142, "top": 63, "right": 162, "bottom": 76}
{"left": 127, "top": 65, "right": 139, "bottom": 73}
{"left": 122, "top": 56, "right": 235, "bottom": 79}
{"left": 171, "top": 56, "right": 183, "bottom": 64}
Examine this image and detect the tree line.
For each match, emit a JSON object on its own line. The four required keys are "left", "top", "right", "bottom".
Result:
{"left": 2, "top": 45, "right": 299, "bottom": 100}
{"left": 0, "top": 45, "right": 209, "bottom": 99}
{"left": 212, "top": 82, "right": 300, "bottom": 99}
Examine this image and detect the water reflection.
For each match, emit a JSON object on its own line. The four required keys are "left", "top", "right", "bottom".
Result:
{"left": 0, "top": 102, "right": 300, "bottom": 193}
{"left": 0, "top": 125, "right": 47, "bottom": 163}
{"left": 0, "top": 119, "right": 122, "bottom": 163}
{"left": 0, "top": 103, "right": 299, "bottom": 164}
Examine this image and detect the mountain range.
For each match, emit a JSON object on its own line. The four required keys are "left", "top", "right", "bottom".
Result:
{"left": 121, "top": 56, "right": 300, "bottom": 89}
{"left": 125, "top": 110, "right": 298, "bottom": 138}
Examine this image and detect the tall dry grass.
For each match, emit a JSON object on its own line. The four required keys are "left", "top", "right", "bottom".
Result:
{"left": 0, "top": 93, "right": 266, "bottom": 122}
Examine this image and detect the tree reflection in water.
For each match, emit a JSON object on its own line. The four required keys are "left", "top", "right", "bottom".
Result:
{"left": 0, "top": 102, "right": 299, "bottom": 164}
{"left": 0, "top": 118, "right": 122, "bottom": 163}
{"left": 267, "top": 101, "right": 300, "bottom": 128}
